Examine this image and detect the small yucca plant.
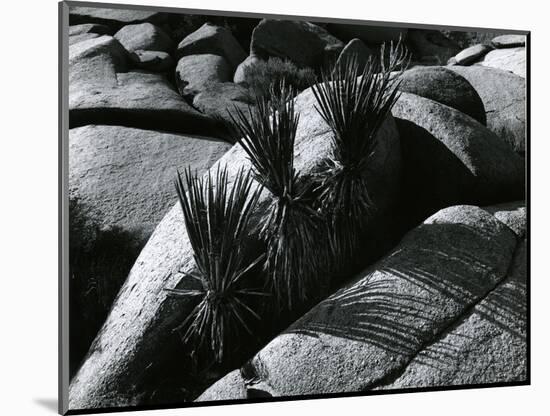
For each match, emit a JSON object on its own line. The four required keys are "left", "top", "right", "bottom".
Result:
{"left": 311, "top": 40, "right": 409, "bottom": 265}
{"left": 166, "top": 165, "right": 266, "bottom": 363}
{"left": 229, "top": 82, "right": 327, "bottom": 311}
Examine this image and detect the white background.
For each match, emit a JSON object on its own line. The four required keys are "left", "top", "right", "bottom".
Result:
{"left": 1, "top": 0, "right": 547, "bottom": 415}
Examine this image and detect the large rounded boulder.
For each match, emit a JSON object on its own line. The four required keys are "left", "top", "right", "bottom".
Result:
{"left": 398, "top": 66, "right": 486, "bottom": 124}
{"left": 449, "top": 65, "right": 526, "bottom": 154}
{"left": 114, "top": 23, "right": 174, "bottom": 53}
{"left": 393, "top": 92, "right": 524, "bottom": 223}
{"left": 175, "top": 23, "right": 247, "bottom": 71}
{"left": 250, "top": 19, "right": 344, "bottom": 69}
{"left": 68, "top": 82, "right": 402, "bottom": 410}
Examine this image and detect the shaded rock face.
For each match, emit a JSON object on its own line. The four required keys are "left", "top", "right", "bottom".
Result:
{"left": 398, "top": 66, "right": 486, "bottom": 124}
{"left": 334, "top": 38, "right": 374, "bottom": 73}
{"left": 69, "top": 36, "right": 219, "bottom": 135}
{"left": 69, "top": 23, "right": 112, "bottom": 36}
{"left": 327, "top": 24, "right": 407, "bottom": 45}
{"left": 176, "top": 23, "right": 247, "bottom": 70}
{"left": 193, "top": 82, "right": 254, "bottom": 127}
{"left": 175, "top": 54, "right": 232, "bottom": 98}
{"left": 250, "top": 19, "right": 344, "bottom": 69}
{"left": 406, "top": 30, "right": 461, "bottom": 66}
{"left": 68, "top": 125, "right": 232, "bottom": 245}
{"left": 114, "top": 23, "right": 175, "bottom": 53}
{"left": 452, "top": 43, "right": 493, "bottom": 65}
{"left": 478, "top": 47, "right": 526, "bottom": 78}
{"left": 393, "top": 92, "right": 524, "bottom": 223}
{"left": 448, "top": 66, "right": 526, "bottom": 154}
{"left": 231, "top": 206, "right": 518, "bottom": 397}
{"left": 492, "top": 34, "right": 526, "bottom": 48}
{"left": 129, "top": 50, "right": 174, "bottom": 72}
{"left": 69, "top": 6, "right": 168, "bottom": 28}
{"left": 68, "top": 85, "right": 402, "bottom": 410}
{"left": 379, "top": 238, "right": 526, "bottom": 389}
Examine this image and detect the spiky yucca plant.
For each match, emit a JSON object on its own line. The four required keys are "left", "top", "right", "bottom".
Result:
{"left": 166, "top": 166, "right": 265, "bottom": 363}
{"left": 311, "top": 41, "right": 409, "bottom": 265}
{"left": 229, "top": 82, "right": 327, "bottom": 311}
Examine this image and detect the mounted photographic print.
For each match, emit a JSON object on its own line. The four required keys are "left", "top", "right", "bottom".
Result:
{"left": 59, "top": 1, "right": 530, "bottom": 414}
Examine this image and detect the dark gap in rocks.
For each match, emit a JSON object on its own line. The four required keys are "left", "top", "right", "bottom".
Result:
{"left": 69, "top": 109, "right": 232, "bottom": 142}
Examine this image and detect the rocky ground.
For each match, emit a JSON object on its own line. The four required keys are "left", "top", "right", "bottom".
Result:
{"left": 66, "top": 5, "right": 527, "bottom": 411}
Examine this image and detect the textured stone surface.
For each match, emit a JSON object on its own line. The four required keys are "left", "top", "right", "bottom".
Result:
{"left": 492, "top": 34, "right": 526, "bottom": 48}
{"left": 250, "top": 19, "right": 344, "bottom": 68}
{"left": 398, "top": 66, "right": 486, "bottom": 124}
{"left": 393, "top": 92, "right": 525, "bottom": 220}
{"left": 193, "top": 82, "right": 254, "bottom": 127}
{"left": 449, "top": 65, "right": 526, "bottom": 153}
{"left": 240, "top": 206, "right": 517, "bottom": 396}
{"left": 114, "top": 23, "right": 174, "bottom": 53}
{"left": 483, "top": 201, "right": 526, "bottom": 238}
{"left": 129, "top": 50, "right": 174, "bottom": 72}
{"left": 175, "top": 23, "right": 246, "bottom": 70}
{"left": 334, "top": 38, "right": 374, "bottom": 73}
{"left": 380, "top": 238, "right": 526, "bottom": 389}
{"left": 69, "top": 6, "right": 167, "bottom": 27}
{"left": 195, "top": 370, "right": 247, "bottom": 402}
{"left": 68, "top": 84, "right": 401, "bottom": 409}
{"left": 68, "top": 125, "right": 231, "bottom": 244}
{"left": 69, "top": 36, "right": 217, "bottom": 135}
{"left": 69, "top": 33, "right": 101, "bottom": 46}
{"left": 453, "top": 43, "right": 493, "bottom": 65}
{"left": 175, "top": 54, "right": 232, "bottom": 98}
{"left": 69, "top": 23, "right": 112, "bottom": 36}
{"left": 478, "top": 47, "right": 526, "bottom": 78}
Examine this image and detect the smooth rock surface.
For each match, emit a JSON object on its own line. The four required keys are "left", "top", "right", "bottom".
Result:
{"left": 129, "top": 50, "right": 174, "bottom": 72}
{"left": 68, "top": 84, "right": 402, "bottom": 409}
{"left": 193, "top": 82, "right": 254, "bottom": 127}
{"left": 250, "top": 19, "right": 344, "bottom": 68}
{"left": 449, "top": 65, "right": 526, "bottom": 153}
{"left": 68, "top": 125, "right": 232, "bottom": 244}
{"left": 380, "top": 238, "right": 526, "bottom": 389}
{"left": 241, "top": 206, "right": 517, "bottom": 396}
{"left": 69, "top": 23, "right": 112, "bottom": 36}
{"left": 478, "top": 47, "right": 526, "bottom": 78}
{"left": 69, "top": 33, "right": 101, "bottom": 46}
{"left": 393, "top": 92, "right": 525, "bottom": 220}
{"left": 175, "top": 23, "right": 246, "bottom": 70}
{"left": 69, "top": 6, "right": 167, "bottom": 27}
{"left": 398, "top": 66, "right": 486, "bottom": 124}
{"left": 453, "top": 43, "right": 493, "bottom": 65}
{"left": 114, "top": 23, "right": 174, "bottom": 53}
{"left": 175, "top": 54, "right": 232, "bottom": 97}
{"left": 492, "top": 34, "right": 526, "bottom": 48}
{"left": 69, "top": 36, "right": 217, "bottom": 135}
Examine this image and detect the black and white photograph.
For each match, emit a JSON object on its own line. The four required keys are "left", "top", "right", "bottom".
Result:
{"left": 57, "top": 1, "right": 531, "bottom": 414}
